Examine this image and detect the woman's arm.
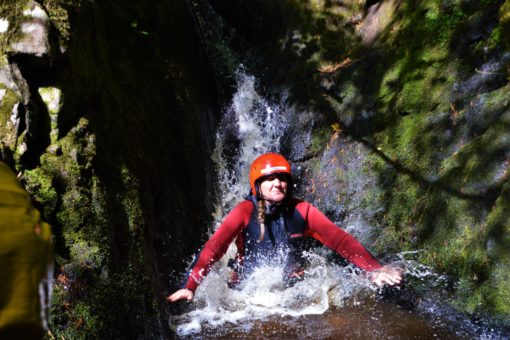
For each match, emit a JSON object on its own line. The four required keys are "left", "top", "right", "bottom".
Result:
{"left": 166, "top": 201, "right": 253, "bottom": 301}
{"left": 303, "top": 203, "right": 382, "bottom": 270}
{"left": 301, "top": 202, "right": 402, "bottom": 286}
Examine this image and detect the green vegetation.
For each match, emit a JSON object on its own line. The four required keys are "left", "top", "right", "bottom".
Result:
{"left": 265, "top": 0, "right": 510, "bottom": 325}
{"left": 1, "top": 0, "right": 220, "bottom": 335}
{"left": 0, "top": 88, "right": 20, "bottom": 149}
{"left": 353, "top": 1, "right": 509, "bottom": 323}
{"left": 21, "top": 117, "right": 158, "bottom": 338}
{"left": 0, "top": 0, "right": 29, "bottom": 54}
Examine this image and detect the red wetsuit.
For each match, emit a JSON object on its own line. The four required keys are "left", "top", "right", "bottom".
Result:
{"left": 184, "top": 198, "right": 382, "bottom": 292}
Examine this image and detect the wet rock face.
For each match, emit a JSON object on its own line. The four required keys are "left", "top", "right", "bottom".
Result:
{"left": 0, "top": 0, "right": 61, "bottom": 169}
{"left": 9, "top": 1, "right": 52, "bottom": 57}
{"left": 1, "top": 0, "right": 220, "bottom": 338}
{"left": 206, "top": 0, "right": 510, "bottom": 326}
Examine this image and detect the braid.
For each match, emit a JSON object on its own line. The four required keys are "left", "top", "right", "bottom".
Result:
{"left": 257, "top": 198, "right": 266, "bottom": 241}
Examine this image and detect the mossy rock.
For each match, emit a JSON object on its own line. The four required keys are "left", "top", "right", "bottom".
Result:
{"left": 0, "top": 87, "right": 21, "bottom": 149}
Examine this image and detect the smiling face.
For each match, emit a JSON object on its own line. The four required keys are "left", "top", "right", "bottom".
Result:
{"left": 259, "top": 174, "right": 288, "bottom": 203}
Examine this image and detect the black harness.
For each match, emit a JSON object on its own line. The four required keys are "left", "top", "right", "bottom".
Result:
{"left": 234, "top": 196, "right": 308, "bottom": 284}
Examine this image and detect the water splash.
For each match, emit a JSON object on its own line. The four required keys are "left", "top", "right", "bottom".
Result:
{"left": 394, "top": 250, "right": 446, "bottom": 283}
{"left": 171, "top": 70, "right": 381, "bottom": 336}
{"left": 171, "top": 251, "right": 375, "bottom": 337}
{"left": 171, "top": 247, "right": 507, "bottom": 338}
{"left": 39, "top": 260, "right": 54, "bottom": 330}
{"left": 211, "top": 69, "right": 288, "bottom": 222}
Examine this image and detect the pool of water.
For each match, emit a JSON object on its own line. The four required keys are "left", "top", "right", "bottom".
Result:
{"left": 192, "top": 301, "right": 460, "bottom": 339}
{"left": 169, "top": 252, "right": 506, "bottom": 339}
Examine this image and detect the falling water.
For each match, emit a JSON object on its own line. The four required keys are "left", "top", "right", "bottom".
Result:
{"left": 39, "top": 261, "right": 54, "bottom": 331}
{"left": 210, "top": 69, "right": 288, "bottom": 219}
{"left": 170, "top": 70, "right": 506, "bottom": 339}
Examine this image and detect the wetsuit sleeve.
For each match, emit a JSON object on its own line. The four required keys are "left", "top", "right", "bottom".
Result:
{"left": 300, "top": 203, "right": 382, "bottom": 271}
{"left": 184, "top": 201, "right": 252, "bottom": 292}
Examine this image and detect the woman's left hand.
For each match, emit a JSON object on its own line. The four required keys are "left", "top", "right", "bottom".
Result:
{"left": 368, "top": 265, "right": 404, "bottom": 287}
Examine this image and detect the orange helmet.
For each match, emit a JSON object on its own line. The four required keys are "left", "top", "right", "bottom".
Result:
{"left": 249, "top": 153, "right": 292, "bottom": 196}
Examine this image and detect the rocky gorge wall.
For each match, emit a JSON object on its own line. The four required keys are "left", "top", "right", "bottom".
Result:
{"left": 1, "top": 0, "right": 510, "bottom": 337}
{"left": 204, "top": 0, "right": 510, "bottom": 328}
{"left": 1, "top": 0, "right": 220, "bottom": 337}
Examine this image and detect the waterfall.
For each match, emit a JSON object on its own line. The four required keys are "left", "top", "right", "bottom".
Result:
{"left": 169, "top": 70, "right": 505, "bottom": 339}
{"left": 39, "top": 260, "right": 54, "bottom": 331}
{"left": 210, "top": 69, "right": 288, "bottom": 222}
{"left": 170, "top": 70, "right": 378, "bottom": 336}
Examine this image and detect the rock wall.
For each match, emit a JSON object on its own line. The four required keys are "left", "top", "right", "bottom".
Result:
{"left": 206, "top": 0, "right": 510, "bottom": 327}
{"left": 1, "top": 0, "right": 220, "bottom": 337}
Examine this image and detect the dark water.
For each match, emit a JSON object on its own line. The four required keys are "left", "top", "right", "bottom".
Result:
{"left": 170, "top": 258, "right": 507, "bottom": 339}
{"left": 177, "top": 297, "right": 504, "bottom": 339}
{"left": 197, "top": 302, "right": 460, "bottom": 339}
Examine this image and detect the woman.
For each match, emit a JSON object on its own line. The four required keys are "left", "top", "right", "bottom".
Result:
{"left": 167, "top": 153, "right": 402, "bottom": 302}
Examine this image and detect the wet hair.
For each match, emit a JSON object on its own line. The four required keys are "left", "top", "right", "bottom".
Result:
{"left": 257, "top": 198, "right": 266, "bottom": 241}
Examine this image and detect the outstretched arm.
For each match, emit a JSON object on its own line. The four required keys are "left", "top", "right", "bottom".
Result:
{"left": 302, "top": 203, "right": 402, "bottom": 286}
{"left": 166, "top": 201, "right": 252, "bottom": 302}
{"left": 304, "top": 204, "right": 381, "bottom": 270}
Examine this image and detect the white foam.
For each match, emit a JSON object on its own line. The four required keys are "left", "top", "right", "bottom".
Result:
{"left": 0, "top": 18, "right": 8, "bottom": 33}
{"left": 171, "top": 250, "right": 375, "bottom": 336}
{"left": 211, "top": 69, "right": 288, "bottom": 218}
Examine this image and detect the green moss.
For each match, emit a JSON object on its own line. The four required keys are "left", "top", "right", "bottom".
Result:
{"left": 0, "top": 0, "right": 33, "bottom": 54}
{"left": 120, "top": 166, "right": 143, "bottom": 233}
{"left": 0, "top": 57, "right": 6, "bottom": 69}
{"left": 369, "top": 1, "right": 465, "bottom": 118}
{"left": 38, "top": 87, "right": 62, "bottom": 115}
{"left": 50, "top": 285, "right": 103, "bottom": 338}
{"left": 309, "top": 124, "right": 332, "bottom": 155}
{"left": 396, "top": 60, "right": 453, "bottom": 114}
{"left": 360, "top": 3, "right": 509, "bottom": 313}
{"left": 487, "top": 183, "right": 510, "bottom": 241}
{"left": 487, "top": 26, "right": 503, "bottom": 50}
{"left": 377, "top": 175, "right": 421, "bottom": 251}
{"left": 437, "top": 93, "right": 509, "bottom": 193}
{"left": 488, "top": 263, "right": 510, "bottom": 317}
{"left": 23, "top": 167, "right": 58, "bottom": 217}
{"left": 378, "top": 63, "right": 402, "bottom": 107}
{"left": 24, "top": 116, "right": 157, "bottom": 337}
{"left": 42, "top": 0, "right": 71, "bottom": 44}
{"left": 367, "top": 53, "right": 507, "bottom": 325}
{"left": 500, "top": 0, "right": 510, "bottom": 47}
{"left": 0, "top": 88, "right": 20, "bottom": 147}
{"left": 38, "top": 87, "right": 63, "bottom": 143}
{"left": 70, "top": 240, "right": 103, "bottom": 268}
{"left": 456, "top": 261, "right": 510, "bottom": 322}
{"left": 481, "top": 182, "right": 510, "bottom": 318}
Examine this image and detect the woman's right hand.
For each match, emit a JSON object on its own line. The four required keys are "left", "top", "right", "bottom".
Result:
{"left": 368, "top": 264, "right": 404, "bottom": 287}
{"left": 166, "top": 289, "right": 194, "bottom": 302}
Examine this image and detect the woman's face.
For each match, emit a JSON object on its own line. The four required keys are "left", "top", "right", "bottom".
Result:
{"left": 259, "top": 174, "right": 288, "bottom": 203}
